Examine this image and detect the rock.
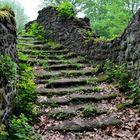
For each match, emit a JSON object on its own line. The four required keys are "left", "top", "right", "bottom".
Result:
{"left": 46, "top": 117, "right": 122, "bottom": 131}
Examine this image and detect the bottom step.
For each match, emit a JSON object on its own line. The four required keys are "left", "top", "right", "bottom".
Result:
{"left": 46, "top": 117, "right": 122, "bottom": 131}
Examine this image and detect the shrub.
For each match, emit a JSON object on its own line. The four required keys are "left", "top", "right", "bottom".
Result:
{"left": 0, "top": 55, "right": 17, "bottom": 82}
{"left": 0, "top": 123, "right": 9, "bottom": 139}
{"left": 25, "top": 22, "right": 46, "bottom": 43}
{"left": 9, "top": 113, "right": 41, "bottom": 140}
{"left": 102, "top": 60, "right": 140, "bottom": 104}
{"left": 16, "top": 50, "right": 37, "bottom": 118}
{"left": 57, "top": 1, "right": 75, "bottom": 18}
{"left": 81, "top": 106, "right": 97, "bottom": 117}
{"left": 16, "top": 63, "right": 37, "bottom": 118}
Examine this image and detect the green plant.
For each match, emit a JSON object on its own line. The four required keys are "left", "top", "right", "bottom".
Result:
{"left": 102, "top": 60, "right": 140, "bottom": 104}
{"left": 16, "top": 62, "right": 37, "bottom": 118}
{"left": 80, "top": 106, "right": 97, "bottom": 117}
{"left": 47, "top": 40, "right": 62, "bottom": 49}
{"left": 25, "top": 22, "right": 46, "bottom": 43}
{"left": 48, "top": 112, "right": 74, "bottom": 120}
{"left": 56, "top": 1, "right": 75, "bottom": 18}
{"left": 0, "top": 123, "right": 9, "bottom": 139}
{"left": 84, "top": 30, "right": 93, "bottom": 38}
{"left": 0, "top": 55, "right": 17, "bottom": 82}
{"left": 9, "top": 113, "right": 41, "bottom": 140}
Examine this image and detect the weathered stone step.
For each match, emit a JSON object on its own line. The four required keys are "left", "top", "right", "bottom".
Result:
{"left": 70, "top": 93, "right": 118, "bottom": 101}
{"left": 25, "top": 58, "right": 83, "bottom": 66}
{"left": 35, "top": 103, "right": 108, "bottom": 120}
{"left": 18, "top": 39, "right": 43, "bottom": 45}
{"left": 37, "top": 93, "right": 117, "bottom": 105}
{"left": 18, "top": 37, "right": 35, "bottom": 41}
{"left": 37, "top": 77, "right": 96, "bottom": 87}
{"left": 46, "top": 117, "right": 122, "bottom": 131}
{"left": 36, "top": 85, "right": 96, "bottom": 96}
{"left": 18, "top": 43, "right": 63, "bottom": 51}
{"left": 18, "top": 43, "right": 43, "bottom": 49}
{"left": 47, "top": 64, "right": 86, "bottom": 71}
{"left": 18, "top": 49, "right": 48, "bottom": 55}
{"left": 35, "top": 68, "right": 96, "bottom": 79}
{"left": 19, "top": 50, "right": 69, "bottom": 56}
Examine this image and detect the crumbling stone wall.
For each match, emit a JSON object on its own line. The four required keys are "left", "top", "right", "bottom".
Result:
{"left": 36, "top": 6, "right": 140, "bottom": 83}
{"left": 0, "top": 8, "right": 18, "bottom": 123}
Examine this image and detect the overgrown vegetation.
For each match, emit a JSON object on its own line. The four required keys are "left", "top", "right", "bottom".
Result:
{"left": 0, "top": 55, "right": 17, "bottom": 82}
{"left": 0, "top": 52, "right": 40, "bottom": 139}
{"left": 48, "top": 112, "right": 74, "bottom": 120}
{"left": 80, "top": 106, "right": 97, "bottom": 117}
{"left": 24, "top": 22, "right": 46, "bottom": 43}
{"left": 0, "top": 0, "right": 28, "bottom": 32}
{"left": 101, "top": 60, "right": 140, "bottom": 104}
{"left": 56, "top": 1, "right": 75, "bottom": 18}
{"left": 41, "top": 0, "right": 140, "bottom": 39}
{"left": 0, "top": 114, "right": 41, "bottom": 140}
{"left": 16, "top": 44, "right": 37, "bottom": 118}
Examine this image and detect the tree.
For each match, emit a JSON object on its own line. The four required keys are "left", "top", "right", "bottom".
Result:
{"left": 40, "top": 0, "right": 85, "bottom": 13}
{"left": 0, "top": 0, "right": 28, "bottom": 32}
{"left": 40, "top": 0, "right": 140, "bottom": 39}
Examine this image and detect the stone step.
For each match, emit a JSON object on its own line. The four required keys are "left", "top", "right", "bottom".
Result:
{"left": 18, "top": 49, "right": 48, "bottom": 55}
{"left": 46, "top": 117, "right": 122, "bottom": 131}
{"left": 26, "top": 58, "right": 83, "bottom": 66}
{"left": 18, "top": 35, "right": 34, "bottom": 39}
{"left": 18, "top": 50, "right": 69, "bottom": 56}
{"left": 36, "top": 85, "right": 96, "bottom": 96}
{"left": 37, "top": 77, "right": 96, "bottom": 87}
{"left": 37, "top": 93, "right": 118, "bottom": 105}
{"left": 35, "top": 103, "right": 107, "bottom": 120}
{"left": 70, "top": 93, "right": 118, "bottom": 102}
{"left": 35, "top": 68, "right": 96, "bottom": 79}
{"left": 18, "top": 43, "right": 44, "bottom": 49}
{"left": 47, "top": 64, "right": 86, "bottom": 71}
{"left": 18, "top": 43, "right": 64, "bottom": 51}
{"left": 18, "top": 39, "right": 43, "bottom": 45}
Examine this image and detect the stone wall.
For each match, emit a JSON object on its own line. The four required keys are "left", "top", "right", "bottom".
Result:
{"left": 36, "top": 6, "right": 140, "bottom": 83}
{"left": 0, "top": 8, "right": 18, "bottom": 123}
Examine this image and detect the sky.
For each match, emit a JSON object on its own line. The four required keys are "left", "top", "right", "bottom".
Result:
{"left": 17, "top": 0, "right": 41, "bottom": 21}
{"left": 16, "top": 0, "right": 84, "bottom": 21}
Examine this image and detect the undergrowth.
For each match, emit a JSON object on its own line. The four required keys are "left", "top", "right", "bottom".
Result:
{"left": 101, "top": 60, "right": 140, "bottom": 105}
{"left": 23, "top": 22, "right": 46, "bottom": 43}
{"left": 57, "top": 1, "right": 75, "bottom": 18}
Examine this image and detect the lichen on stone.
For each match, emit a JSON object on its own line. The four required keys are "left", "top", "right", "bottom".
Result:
{"left": 0, "top": 6, "right": 16, "bottom": 31}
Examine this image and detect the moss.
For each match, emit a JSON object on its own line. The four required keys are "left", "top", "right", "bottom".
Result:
{"left": 0, "top": 6, "right": 16, "bottom": 29}
{"left": 47, "top": 41, "right": 62, "bottom": 49}
{"left": 48, "top": 112, "right": 75, "bottom": 120}
{"left": 116, "top": 102, "right": 133, "bottom": 110}
{"left": 97, "top": 74, "right": 110, "bottom": 83}
{"left": 80, "top": 106, "right": 97, "bottom": 117}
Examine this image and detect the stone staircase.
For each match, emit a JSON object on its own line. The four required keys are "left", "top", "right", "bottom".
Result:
{"left": 17, "top": 36, "right": 139, "bottom": 139}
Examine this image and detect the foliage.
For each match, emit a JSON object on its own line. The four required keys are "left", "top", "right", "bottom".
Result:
{"left": 40, "top": 0, "right": 84, "bottom": 14}
{"left": 25, "top": 22, "right": 46, "bottom": 43}
{"left": 56, "top": 1, "right": 75, "bottom": 18}
{"left": 16, "top": 46, "right": 37, "bottom": 118}
{"left": 81, "top": 106, "right": 97, "bottom": 117}
{"left": 102, "top": 60, "right": 140, "bottom": 104}
{"left": 0, "top": 55, "right": 17, "bottom": 82}
{"left": 84, "top": 30, "right": 93, "bottom": 38}
{"left": 9, "top": 113, "right": 41, "bottom": 140}
{"left": 48, "top": 112, "right": 74, "bottom": 120}
{"left": 47, "top": 40, "right": 62, "bottom": 49}
{"left": 0, "top": 0, "right": 28, "bottom": 32}
{"left": 41, "top": 0, "right": 140, "bottom": 39}
{"left": 0, "top": 123, "right": 9, "bottom": 139}
{"left": 16, "top": 62, "right": 37, "bottom": 118}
